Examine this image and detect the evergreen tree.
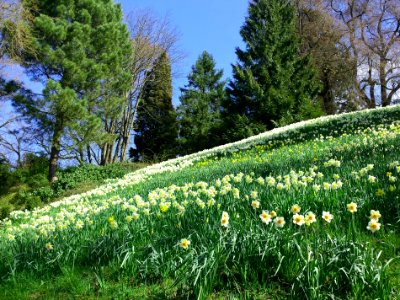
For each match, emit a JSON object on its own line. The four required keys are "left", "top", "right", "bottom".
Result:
{"left": 13, "top": 0, "right": 132, "bottom": 180}
{"left": 178, "top": 51, "right": 226, "bottom": 154}
{"left": 134, "top": 52, "right": 177, "bottom": 161}
{"left": 225, "top": 0, "right": 322, "bottom": 136}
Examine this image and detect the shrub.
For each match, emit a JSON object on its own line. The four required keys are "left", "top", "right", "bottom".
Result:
{"left": 25, "top": 194, "right": 42, "bottom": 210}
{"left": 32, "top": 186, "right": 54, "bottom": 203}
{"left": 0, "top": 204, "right": 12, "bottom": 219}
{"left": 52, "top": 163, "right": 133, "bottom": 196}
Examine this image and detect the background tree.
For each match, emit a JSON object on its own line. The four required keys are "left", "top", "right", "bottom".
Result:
{"left": 295, "top": 0, "right": 358, "bottom": 113}
{"left": 0, "top": 124, "right": 31, "bottom": 168}
{"left": 224, "top": 0, "right": 322, "bottom": 140}
{"left": 133, "top": 52, "right": 178, "bottom": 161}
{"left": 327, "top": 0, "right": 400, "bottom": 108}
{"left": 177, "top": 51, "right": 226, "bottom": 154}
{"left": 13, "top": 0, "right": 132, "bottom": 180}
{"left": 0, "top": 0, "right": 35, "bottom": 68}
{"left": 110, "top": 10, "right": 183, "bottom": 163}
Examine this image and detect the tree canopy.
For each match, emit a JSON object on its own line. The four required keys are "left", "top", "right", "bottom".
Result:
{"left": 225, "top": 0, "right": 322, "bottom": 136}
{"left": 178, "top": 51, "right": 226, "bottom": 154}
{"left": 13, "top": 0, "right": 132, "bottom": 180}
{"left": 134, "top": 52, "right": 178, "bottom": 161}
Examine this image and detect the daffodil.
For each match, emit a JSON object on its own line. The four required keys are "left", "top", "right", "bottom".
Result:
{"left": 45, "top": 242, "right": 53, "bottom": 250}
{"left": 75, "top": 220, "right": 84, "bottom": 229}
{"left": 233, "top": 188, "right": 240, "bottom": 199}
{"left": 180, "top": 238, "right": 191, "bottom": 249}
{"left": 313, "top": 184, "right": 320, "bottom": 192}
{"left": 305, "top": 212, "right": 316, "bottom": 225}
{"left": 367, "top": 220, "right": 381, "bottom": 233}
{"left": 370, "top": 210, "right": 381, "bottom": 220}
{"left": 109, "top": 220, "right": 118, "bottom": 230}
{"left": 293, "top": 214, "right": 305, "bottom": 226}
{"left": 291, "top": 204, "right": 301, "bottom": 214}
{"left": 259, "top": 211, "right": 272, "bottom": 224}
{"left": 347, "top": 202, "right": 357, "bottom": 213}
{"left": 274, "top": 217, "right": 285, "bottom": 228}
{"left": 323, "top": 182, "right": 331, "bottom": 190}
{"left": 322, "top": 211, "right": 333, "bottom": 223}
{"left": 251, "top": 200, "right": 260, "bottom": 209}
{"left": 221, "top": 211, "right": 229, "bottom": 227}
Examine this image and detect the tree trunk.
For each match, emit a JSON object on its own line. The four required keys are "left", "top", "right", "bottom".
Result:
{"left": 86, "top": 145, "right": 92, "bottom": 164}
{"left": 319, "top": 69, "right": 335, "bottom": 114}
{"left": 112, "top": 137, "right": 121, "bottom": 163}
{"left": 366, "top": 58, "right": 376, "bottom": 109}
{"left": 106, "top": 143, "right": 113, "bottom": 164}
{"left": 79, "top": 148, "right": 85, "bottom": 165}
{"left": 48, "top": 117, "right": 64, "bottom": 182}
{"left": 380, "top": 57, "right": 389, "bottom": 106}
{"left": 120, "top": 135, "right": 129, "bottom": 162}
{"left": 119, "top": 92, "right": 142, "bottom": 162}
{"left": 100, "top": 143, "right": 107, "bottom": 165}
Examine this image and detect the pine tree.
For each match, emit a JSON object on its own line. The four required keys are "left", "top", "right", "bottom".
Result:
{"left": 134, "top": 52, "right": 178, "bottom": 161}
{"left": 178, "top": 51, "right": 226, "bottom": 154}
{"left": 225, "top": 0, "right": 322, "bottom": 135}
{"left": 14, "top": 0, "right": 132, "bottom": 180}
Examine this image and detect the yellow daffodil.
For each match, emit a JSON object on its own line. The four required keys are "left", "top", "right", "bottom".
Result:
{"left": 291, "top": 204, "right": 301, "bottom": 214}
{"left": 370, "top": 210, "right": 381, "bottom": 220}
{"left": 305, "top": 212, "right": 316, "bottom": 225}
{"left": 45, "top": 242, "right": 53, "bottom": 251}
{"left": 322, "top": 211, "right": 333, "bottom": 223}
{"left": 293, "top": 214, "right": 305, "bottom": 226}
{"left": 180, "top": 238, "right": 191, "bottom": 249}
{"left": 251, "top": 200, "right": 260, "bottom": 209}
{"left": 367, "top": 220, "right": 381, "bottom": 233}
{"left": 347, "top": 202, "right": 357, "bottom": 213}
{"left": 274, "top": 217, "right": 285, "bottom": 228}
{"left": 259, "top": 211, "right": 272, "bottom": 224}
{"left": 221, "top": 211, "right": 229, "bottom": 227}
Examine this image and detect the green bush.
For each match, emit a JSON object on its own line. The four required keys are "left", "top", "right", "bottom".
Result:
{"left": 25, "top": 194, "right": 42, "bottom": 210}
{"left": 52, "top": 163, "right": 133, "bottom": 196}
{"left": 32, "top": 186, "right": 54, "bottom": 203}
{"left": 0, "top": 156, "right": 11, "bottom": 195}
{"left": 0, "top": 204, "right": 12, "bottom": 219}
{"left": 11, "top": 190, "right": 42, "bottom": 210}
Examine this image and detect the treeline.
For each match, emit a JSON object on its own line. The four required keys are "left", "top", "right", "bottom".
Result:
{"left": 0, "top": 0, "right": 399, "bottom": 183}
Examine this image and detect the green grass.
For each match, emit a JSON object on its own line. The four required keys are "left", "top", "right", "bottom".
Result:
{"left": 1, "top": 107, "right": 400, "bottom": 299}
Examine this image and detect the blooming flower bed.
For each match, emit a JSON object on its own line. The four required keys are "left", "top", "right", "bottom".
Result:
{"left": 1, "top": 106, "right": 399, "bottom": 299}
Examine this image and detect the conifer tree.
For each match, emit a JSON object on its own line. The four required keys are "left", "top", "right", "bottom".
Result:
{"left": 134, "top": 52, "right": 177, "bottom": 161}
{"left": 225, "top": 0, "right": 322, "bottom": 135}
{"left": 13, "top": 0, "right": 132, "bottom": 180}
{"left": 178, "top": 51, "right": 226, "bottom": 154}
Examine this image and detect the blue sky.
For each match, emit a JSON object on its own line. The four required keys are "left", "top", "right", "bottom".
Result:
{"left": 117, "top": 0, "right": 248, "bottom": 104}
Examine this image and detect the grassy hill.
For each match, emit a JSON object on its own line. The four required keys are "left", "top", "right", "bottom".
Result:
{"left": 1, "top": 106, "right": 399, "bottom": 299}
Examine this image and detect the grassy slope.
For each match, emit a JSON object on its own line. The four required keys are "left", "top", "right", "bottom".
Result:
{"left": 1, "top": 106, "right": 400, "bottom": 299}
